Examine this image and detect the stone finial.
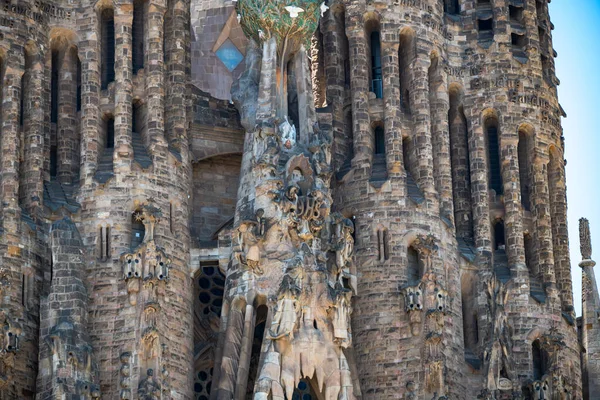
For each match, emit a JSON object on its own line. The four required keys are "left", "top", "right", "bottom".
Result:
{"left": 580, "top": 218, "right": 592, "bottom": 260}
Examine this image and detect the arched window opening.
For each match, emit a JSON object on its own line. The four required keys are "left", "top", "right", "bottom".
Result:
{"left": 511, "top": 33, "right": 527, "bottom": 58}
{"left": 493, "top": 220, "right": 505, "bottom": 251}
{"left": 532, "top": 340, "right": 549, "bottom": 380}
{"left": 478, "top": 18, "right": 494, "bottom": 42}
{"left": 486, "top": 119, "right": 503, "bottom": 195}
{"left": 509, "top": 5, "right": 524, "bottom": 23}
{"left": 461, "top": 272, "right": 479, "bottom": 358}
{"left": 407, "top": 246, "right": 421, "bottom": 285}
{"left": 131, "top": 210, "right": 145, "bottom": 250}
{"left": 132, "top": 101, "right": 147, "bottom": 144}
{"left": 339, "top": 109, "right": 354, "bottom": 172}
{"left": 287, "top": 59, "right": 299, "bottom": 136}
{"left": 449, "top": 86, "right": 473, "bottom": 240}
{"left": 399, "top": 30, "right": 415, "bottom": 113}
{"left": 371, "top": 124, "right": 387, "bottom": 182}
{"left": 374, "top": 126, "right": 385, "bottom": 155}
{"left": 132, "top": 0, "right": 145, "bottom": 74}
{"left": 518, "top": 129, "right": 532, "bottom": 211}
{"left": 338, "top": 9, "right": 350, "bottom": 88}
{"left": 369, "top": 31, "right": 382, "bottom": 98}
{"left": 105, "top": 117, "right": 115, "bottom": 149}
{"left": 101, "top": 8, "right": 116, "bottom": 90}
{"left": 247, "top": 304, "right": 268, "bottom": 396}
{"left": 51, "top": 49, "right": 59, "bottom": 123}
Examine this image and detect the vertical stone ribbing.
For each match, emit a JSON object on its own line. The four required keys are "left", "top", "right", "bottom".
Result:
{"left": 409, "top": 55, "right": 435, "bottom": 200}
{"left": 56, "top": 47, "right": 78, "bottom": 184}
{"left": 467, "top": 118, "right": 492, "bottom": 255}
{"left": 549, "top": 148, "right": 574, "bottom": 311}
{"left": 235, "top": 304, "right": 256, "bottom": 400}
{"left": 429, "top": 60, "right": 453, "bottom": 222}
{"left": 22, "top": 54, "right": 45, "bottom": 212}
{"left": 499, "top": 134, "right": 527, "bottom": 277}
{"left": 164, "top": 0, "right": 188, "bottom": 151}
{"left": 345, "top": 12, "right": 371, "bottom": 169}
{"left": 146, "top": 2, "right": 167, "bottom": 152}
{"left": 78, "top": 13, "right": 101, "bottom": 186}
{"left": 1, "top": 63, "right": 23, "bottom": 235}
{"left": 531, "top": 154, "right": 556, "bottom": 289}
{"left": 381, "top": 37, "right": 402, "bottom": 177}
{"left": 216, "top": 305, "right": 245, "bottom": 400}
{"left": 113, "top": 6, "right": 134, "bottom": 170}
{"left": 322, "top": 10, "right": 346, "bottom": 173}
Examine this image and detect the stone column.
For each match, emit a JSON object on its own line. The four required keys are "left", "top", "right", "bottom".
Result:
{"left": 322, "top": 10, "right": 346, "bottom": 172}
{"left": 56, "top": 47, "right": 78, "bottom": 184}
{"left": 294, "top": 47, "right": 318, "bottom": 145}
{"left": 499, "top": 134, "right": 527, "bottom": 278}
{"left": 429, "top": 62, "right": 453, "bottom": 223}
{"left": 164, "top": 0, "right": 188, "bottom": 152}
{"left": 578, "top": 218, "right": 600, "bottom": 398}
{"left": 381, "top": 37, "right": 403, "bottom": 177}
{"left": 345, "top": 13, "right": 371, "bottom": 170}
{"left": 467, "top": 115, "right": 492, "bottom": 256}
{"left": 549, "top": 148, "right": 574, "bottom": 311}
{"left": 449, "top": 107, "right": 472, "bottom": 239}
{"left": 113, "top": 6, "right": 134, "bottom": 170}
{"left": 235, "top": 304, "right": 256, "bottom": 400}
{"left": 78, "top": 16, "right": 102, "bottom": 187}
{"left": 409, "top": 55, "right": 436, "bottom": 201}
{"left": 22, "top": 55, "right": 45, "bottom": 213}
{"left": 1, "top": 64, "right": 23, "bottom": 235}
{"left": 215, "top": 304, "right": 245, "bottom": 400}
{"left": 531, "top": 153, "right": 556, "bottom": 290}
{"left": 146, "top": 2, "right": 167, "bottom": 153}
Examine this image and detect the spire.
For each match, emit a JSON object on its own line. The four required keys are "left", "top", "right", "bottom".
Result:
{"left": 580, "top": 218, "right": 593, "bottom": 261}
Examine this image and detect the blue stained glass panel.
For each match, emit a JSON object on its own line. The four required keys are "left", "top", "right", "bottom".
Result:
{"left": 215, "top": 39, "right": 244, "bottom": 72}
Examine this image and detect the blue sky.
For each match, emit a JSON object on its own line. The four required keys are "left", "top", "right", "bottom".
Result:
{"left": 550, "top": 0, "right": 600, "bottom": 316}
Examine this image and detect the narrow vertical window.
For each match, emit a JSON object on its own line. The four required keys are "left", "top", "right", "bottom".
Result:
{"left": 518, "top": 129, "right": 532, "bottom": 210}
{"left": 19, "top": 73, "right": 25, "bottom": 127}
{"left": 169, "top": 203, "right": 174, "bottom": 234}
{"left": 407, "top": 246, "right": 421, "bottom": 285}
{"left": 99, "top": 226, "right": 111, "bottom": 262}
{"left": 106, "top": 117, "right": 115, "bottom": 149}
{"left": 377, "top": 228, "right": 389, "bottom": 262}
{"left": 132, "top": 0, "right": 145, "bottom": 74}
{"left": 532, "top": 340, "right": 548, "bottom": 380}
{"left": 444, "top": 0, "right": 460, "bottom": 14}
{"left": 374, "top": 126, "right": 385, "bottom": 155}
{"left": 524, "top": 233, "right": 534, "bottom": 275}
{"left": 486, "top": 120, "right": 503, "bottom": 195}
{"left": 101, "top": 8, "right": 116, "bottom": 90}
{"left": 399, "top": 29, "right": 415, "bottom": 113}
{"left": 76, "top": 58, "right": 82, "bottom": 112}
{"left": 370, "top": 31, "right": 382, "bottom": 99}
{"left": 50, "top": 146, "right": 58, "bottom": 178}
{"left": 51, "top": 49, "right": 59, "bottom": 123}
{"left": 493, "top": 220, "right": 505, "bottom": 251}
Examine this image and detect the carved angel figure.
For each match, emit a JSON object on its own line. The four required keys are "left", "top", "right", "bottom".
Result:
{"left": 138, "top": 368, "right": 161, "bottom": 400}
{"left": 331, "top": 289, "right": 353, "bottom": 346}
{"left": 236, "top": 220, "right": 263, "bottom": 275}
{"left": 268, "top": 267, "right": 303, "bottom": 340}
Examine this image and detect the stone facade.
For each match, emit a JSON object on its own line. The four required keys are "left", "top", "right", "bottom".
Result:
{"left": 0, "top": 0, "right": 595, "bottom": 399}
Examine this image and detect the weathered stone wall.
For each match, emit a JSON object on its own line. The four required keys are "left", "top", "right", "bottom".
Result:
{"left": 192, "top": 153, "right": 242, "bottom": 244}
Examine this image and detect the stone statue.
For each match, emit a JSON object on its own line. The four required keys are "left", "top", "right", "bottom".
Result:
{"left": 529, "top": 376, "right": 551, "bottom": 400}
{"left": 138, "top": 368, "right": 161, "bottom": 400}
{"left": 269, "top": 270, "right": 302, "bottom": 340}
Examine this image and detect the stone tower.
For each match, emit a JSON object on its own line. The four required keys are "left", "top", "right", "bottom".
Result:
{"left": 0, "top": 0, "right": 590, "bottom": 399}
{"left": 0, "top": 0, "right": 195, "bottom": 398}
{"left": 211, "top": 0, "right": 583, "bottom": 399}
